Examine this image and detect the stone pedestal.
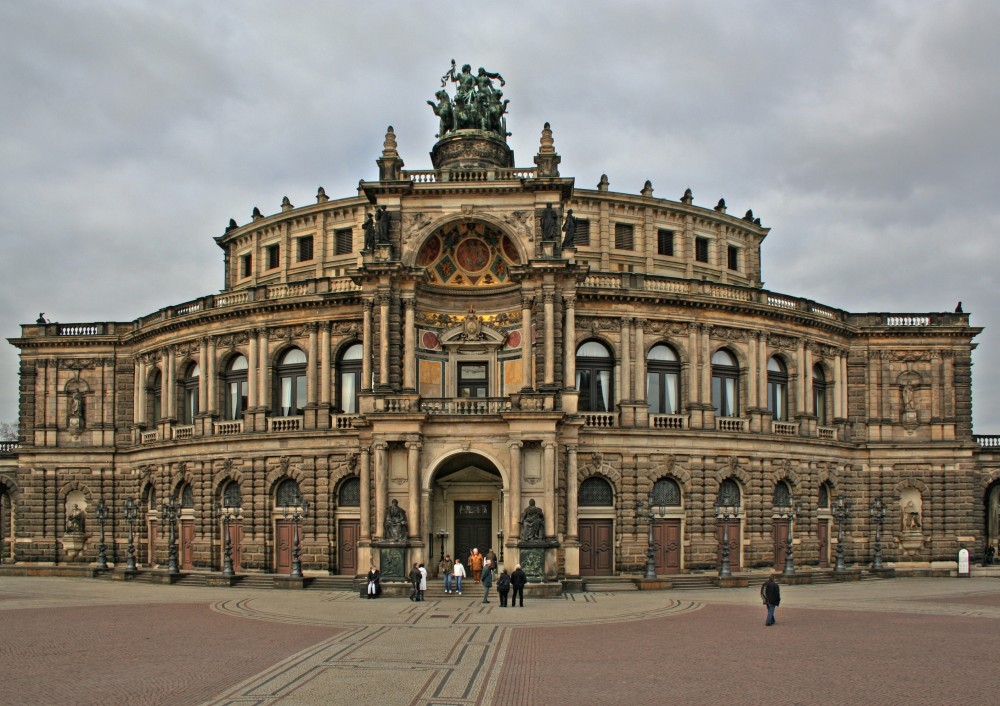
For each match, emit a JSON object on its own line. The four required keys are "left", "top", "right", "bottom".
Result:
{"left": 376, "top": 544, "right": 407, "bottom": 581}
{"left": 60, "top": 533, "right": 87, "bottom": 561}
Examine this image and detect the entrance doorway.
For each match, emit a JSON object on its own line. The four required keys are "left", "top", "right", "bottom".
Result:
{"left": 338, "top": 519, "right": 359, "bottom": 575}
{"left": 817, "top": 518, "right": 830, "bottom": 568}
{"left": 652, "top": 519, "right": 681, "bottom": 574}
{"left": 180, "top": 520, "right": 194, "bottom": 570}
{"left": 579, "top": 518, "right": 613, "bottom": 575}
{"left": 454, "top": 501, "right": 492, "bottom": 568}
{"left": 773, "top": 519, "right": 789, "bottom": 570}
{"left": 275, "top": 520, "right": 293, "bottom": 574}
{"left": 715, "top": 518, "right": 741, "bottom": 570}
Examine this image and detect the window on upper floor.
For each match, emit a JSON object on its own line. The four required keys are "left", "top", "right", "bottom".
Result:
{"left": 335, "top": 228, "right": 353, "bottom": 255}
{"left": 614, "top": 223, "right": 634, "bottom": 250}
{"left": 652, "top": 478, "right": 682, "bottom": 507}
{"left": 657, "top": 229, "right": 674, "bottom": 256}
{"left": 573, "top": 219, "right": 591, "bottom": 247}
{"left": 266, "top": 244, "right": 280, "bottom": 270}
{"left": 223, "top": 355, "right": 248, "bottom": 421}
{"left": 579, "top": 476, "right": 614, "bottom": 506}
{"left": 275, "top": 478, "right": 302, "bottom": 508}
{"left": 337, "top": 343, "right": 363, "bottom": 414}
{"left": 695, "top": 237, "right": 709, "bottom": 263}
{"left": 458, "top": 362, "right": 488, "bottom": 398}
{"left": 773, "top": 481, "right": 792, "bottom": 508}
{"left": 767, "top": 356, "right": 789, "bottom": 421}
{"left": 338, "top": 477, "right": 360, "bottom": 507}
{"left": 576, "top": 340, "right": 614, "bottom": 413}
{"left": 179, "top": 362, "right": 200, "bottom": 425}
{"left": 274, "top": 348, "right": 307, "bottom": 417}
{"left": 240, "top": 253, "right": 253, "bottom": 279}
{"left": 148, "top": 369, "right": 162, "bottom": 424}
{"left": 813, "top": 364, "right": 828, "bottom": 426}
{"left": 297, "top": 235, "right": 314, "bottom": 263}
{"left": 647, "top": 344, "right": 681, "bottom": 414}
{"left": 727, "top": 245, "right": 739, "bottom": 271}
{"left": 711, "top": 349, "right": 739, "bottom": 418}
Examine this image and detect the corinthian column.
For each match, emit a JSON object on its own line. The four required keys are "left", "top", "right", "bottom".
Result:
{"left": 543, "top": 442, "right": 556, "bottom": 537}
{"left": 403, "top": 297, "right": 416, "bottom": 391}
{"left": 373, "top": 442, "right": 387, "bottom": 540}
{"left": 362, "top": 300, "right": 373, "bottom": 391}
{"left": 521, "top": 295, "right": 533, "bottom": 390}
{"left": 508, "top": 441, "right": 523, "bottom": 538}
{"left": 379, "top": 294, "right": 390, "bottom": 387}
{"left": 359, "top": 446, "right": 371, "bottom": 540}
{"left": 565, "top": 445, "right": 578, "bottom": 540}
{"left": 563, "top": 296, "right": 576, "bottom": 388}
{"left": 543, "top": 291, "right": 555, "bottom": 385}
{"left": 406, "top": 441, "right": 421, "bottom": 539}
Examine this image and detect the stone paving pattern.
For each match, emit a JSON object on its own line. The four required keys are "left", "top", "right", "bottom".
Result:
{"left": 1, "top": 576, "right": 1000, "bottom": 705}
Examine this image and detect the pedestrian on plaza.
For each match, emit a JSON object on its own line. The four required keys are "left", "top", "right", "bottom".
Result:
{"left": 497, "top": 568, "right": 511, "bottom": 607}
{"left": 510, "top": 564, "right": 527, "bottom": 607}
{"left": 452, "top": 558, "right": 466, "bottom": 595}
{"left": 366, "top": 564, "right": 381, "bottom": 599}
{"left": 481, "top": 559, "right": 494, "bottom": 603}
{"left": 761, "top": 575, "right": 781, "bottom": 626}
{"left": 418, "top": 563, "right": 428, "bottom": 602}
{"left": 469, "top": 548, "right": 484, "bottom": 583}
{"left": 409, "top": 563, "right": 421, "bottom": 601}
{"left": 439, "top": 554, "right": 454, "bottom": 593}
{"left": 486, "top": 547, "right": 498, "bottom": 571}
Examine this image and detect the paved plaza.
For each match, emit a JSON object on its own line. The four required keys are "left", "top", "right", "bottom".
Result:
{"left": 1, "top": 575, "right": 999, "bottom": 705}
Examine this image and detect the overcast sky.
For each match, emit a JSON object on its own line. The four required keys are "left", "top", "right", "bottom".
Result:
{"left": 1, "top": 0, "right": 997, "bottom": 434}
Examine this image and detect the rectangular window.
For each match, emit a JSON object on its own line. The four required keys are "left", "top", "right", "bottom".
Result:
{"left": 267, "top": 244, "right": 280, "bottom": 270}
{"left": 458, "top": 362, "right": 488, "bottom": 398}
{"left": 727, "top": 245, "right": 739, "bottom": 271}
{"left": 574, "top": 219, "right": 591, "bottom": 247}
{"left": 335, "top": 228, "right": 353, "bottom": 255}
{"left": 657, "top": 229, "right": 674, "bottom": 256}
{"left": 240, "top": 253, "right": 252, "bottom": 279}
{"left": 614, "top": 223, "right": 634, "bottom": 250}
{"left": 297, "top": 235, "right": 313, "bottom": 263}
{"left": 695, "top": 237, "right": 709, "bottom": 263}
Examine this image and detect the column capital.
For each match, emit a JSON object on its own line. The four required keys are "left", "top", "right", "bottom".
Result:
{"left": 508, "top": 440, "right": 524, "bottom": 450}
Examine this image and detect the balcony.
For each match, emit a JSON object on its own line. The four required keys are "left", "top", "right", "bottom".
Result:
{"left": 716, "top": 417, "right": 747, "bottom": 433}
{"left": 213, "top": 420, "right": 243, "bottom": 436}
{"left": 268, "top": 416, "right": 303, "bottom": 432}
{"left": 649, "top": 414, "right": 687, "bottom": 430}
{"left": 772, "top": 422, "right": 799, "bottom": 436}
{"left": 420, "top": 398, "right": 512, "bottom": 415}
{"left": 583, "top": 412, "right": 617, "bottom": 428}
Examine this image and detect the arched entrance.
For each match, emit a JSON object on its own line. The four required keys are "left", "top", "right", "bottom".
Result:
{"left": 985, "top": 481, "right": 1000, "bottom": 559}
{"left": 430, "top": 453, "right": 504, "bottom": 573}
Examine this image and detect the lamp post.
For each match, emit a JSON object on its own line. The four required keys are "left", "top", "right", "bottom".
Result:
{"left": 161, "top": 500, "right": 180, "bottom": 575}
{"left": 833, "top": 494, "right": 851, "bottom": 572}
{"left": 216, "top": 497, "right": 242, "bottom": 577}
{"left": 436, "top": 529, "right": 449, "bottom": 562}
{"left": 95, "top": 499, "right": 109, "bottom": 570}
{"left": 287, "top": 492, "right": 309, "bottom": 578}
{"left": 870, "top": 496, "right": 886, "bottom": 570}
{"left": 497, "top": 528, "right": 504, "bottom": 564}
{"left": 783, "top": 504, "right": 799, "bottom": 576}
{"left": 634, "top": 490, "right": 658, "bottom": 579}
{"left": 716, "top": 501, "right": 740, "bottom": 578}
{"left": 123, "top": 497, "right": 138, "bottom": 572}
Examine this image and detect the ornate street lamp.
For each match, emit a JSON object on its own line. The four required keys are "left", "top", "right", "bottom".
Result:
{"left": 715, "top": 501, "right": 740, "bottom": 578}
{"left": 161, "top": 499, "right": 180, "bottom": 575}
{"left": 436, "top": 529, "right": 449, "bottom": 563}
{"left": 833, "top": 494, "right": 851, "bottom": 572}
{"left": 870, "top": 496, "right": 886, "bottom": 570}
{"left": 123, "top": 497, "right": 138, "bottom": 572}
{"left": 287, "top": 491, "right": 309, "bottom": 578}
{"left": 635, "top": 490, "right": 658, "bottom": 579}
{"left": 95, "top": 499, "right": 109, "bottom": 570}
{"left": 783, "top": 504, "right": 800, "bottom": 576}
{"left": 216, "top": 496, "right": 242, "bottom": 577}
{"left": 497, "top": 528, "right": 504, "bottom": 564}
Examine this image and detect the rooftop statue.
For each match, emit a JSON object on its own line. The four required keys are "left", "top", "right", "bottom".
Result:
{"left": 431, "top": 60, "right": 510, "bottom": 140}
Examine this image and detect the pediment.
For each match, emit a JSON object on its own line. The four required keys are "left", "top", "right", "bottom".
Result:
{"left": 438, "top": 465, "right": 502, "bottom": 487}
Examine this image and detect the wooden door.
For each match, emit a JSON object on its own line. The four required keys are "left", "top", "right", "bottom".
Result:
{"left": 652, "top": 519, "right": 681, "bottom": 574}
{"left": 275, "top": 520, "right": 294, "bottom": 574}
{"left": 817, "top": 519, "right": 829, "bottom": 568}
{"left": 227, "top": 522, "right": 244, "bottom": 573}
{"left": 180, "top": 520, "right": 194, "bottom": 570}
{"left": 579, "top": 519, "right": 614, "bottom": 575}
{"left": 338, "top": 519, "right": 360, "bottom": 575}
{"left": 454, "top": 501, "right": 492, "bottom": 570}
{"left": 773, "top": 519, "right": 789, "bottom": 570}
{"left": 148, "top": 521, "right": 158, "bottom": 566}
{"left": 715, "top": 518, "right": 741, "bottom": 570}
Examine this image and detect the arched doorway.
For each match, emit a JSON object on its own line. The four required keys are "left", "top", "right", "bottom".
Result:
{"left": 985, "top": 481, "right": 1000, "bottom": 560}
{"left": 431, "top": 453, "right": 504, "bottom": 574}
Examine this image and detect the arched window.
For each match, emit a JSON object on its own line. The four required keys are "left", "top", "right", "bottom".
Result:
{"left": 179, "top": 363, "right": 200, "bottom": 425}
{"left": 818, "top": 482, "right": 832, "bottom": 509}
{"left": 337, "top": 343, "right": 363, "bottom": 414}
{"left": 222, "top": 480, "right": 242, "bottom": 509}
{"left": 716, "top": 479, "right": 741, "bottom": 508}
{"left": 773, "top": 481, "right": 792, "bottom": 508}
{"left": 222, "top": 355, "right": 248, "bottom": 421}
{"left": 338, "top": 477, "right": 360, "bottom": 507}
{"left": 579, "top": 477, "right": 614, "bottom": 506}
{"left": 275, "top": 478, "right": 302, "bottom": 507}
{"left": 647, "top": 344, "right": 681, "bottom": 414}
{"left": 145, "top": 485, "right": 157, "bottom": 510}
{"left": 711, "top": 350, "right": 740, "bottom": 418}
{"left": 767, "top": 356, "right": 789, "bottom": 421}
{"left": 813, "top": 364, "right": 828, "bottom": 426}
{"left": 576, "top": 341, "right": 613, "bottom": 413}
{"left": 275, "top": 348, "right": 307, "bottom": 417}
{"left": 652, "top": 478, "right": 682, "bottom": 507}
{"left": 173, "top": 483, "right": 194, "bottom": 509}
{"left": 148, "top": 369, "right": 163, "bottom": 424}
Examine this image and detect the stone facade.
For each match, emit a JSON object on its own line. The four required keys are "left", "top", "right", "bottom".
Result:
{"left": 3, "top": 100, "right": 1000, "bottom": 579}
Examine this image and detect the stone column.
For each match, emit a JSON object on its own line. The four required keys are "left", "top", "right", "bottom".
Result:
{"left": 247, "top": 330, "right": 259, "bottom": 409}
{"left": 509, "top": 441, "right": 522, "bottom": 538}
{"left": 620, "top": 317, "right": 631, "bottom": 401}
{"left": 565, "top": 444, "right": 579, "bottom": 540}
{"left": 563, "top": 296, "right": 576, "bottom": 387}
{"left": 700, "top": 326, "right": 711, "bottom": 405}
{"left": 747, "top": 333, "right": 759, "bottom": 409}
{"left": 319, "top": 323, "right": 331, "bottom": 407}
{"left": 359, "top": 446, "right": 371, "bottom": 541}
{"left": 634, "top": 321, "right": 645, "bottom": 402}
{"left": 688, "top": 324, "right": 701, "bottom": 404}
{"left": 374, "top": 442, "right": 387, "bottom": 540}
{"left": 543, "top": 291, "right": 555, "bottom": 386}
{"left": 521, "top": 295, "right": 533, "bottom": 390}
{"left": 379, "top": 294, "right": 390, "bottom": 387}
{"left": 206, "top": 336, "right": 217, "bottom": 415}
{"left": 165, "top": 346, "right": 176, "bottom": 419}
{"left": 406, "top": 441, "right": 421, "bottom": 539}
{"left": 307, "top": 323, "right": 318, "bottom": 406}
{"left": 134, "top": 357, "right": 145, "bottom": 424}
{"left": 258, "top": 328, "right": 270, "bottom": 410}
{"left": 543, "top": 442, "right": 556, "bottom": 537}
{"left": 802, "top": 342, "right": 813, "bottom": 415}
{"left": 757, "top": 332, "right": 768, "bottom": 411}
{"left": 198, "top": 338, "right": 209, "bottom": 414}
{"left": 403, "top": 297, "right": 416, "bottom": 391}
{"left": 362, "top": 300, "right": 373, "bottom": 391}
{"left": 796, "top": 339, "right": 806, "bottom": 415}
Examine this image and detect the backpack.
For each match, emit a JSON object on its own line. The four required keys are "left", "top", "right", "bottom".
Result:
{"left": 497, "top": 573, "right": 510, "bottom": 591}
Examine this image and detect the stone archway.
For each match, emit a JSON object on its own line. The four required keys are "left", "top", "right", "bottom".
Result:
{"left": 430, "top": 453, "right": 504, "bottom": 575}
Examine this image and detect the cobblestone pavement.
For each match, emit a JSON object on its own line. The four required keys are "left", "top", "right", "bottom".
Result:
{"left": 1, "top": 576, "right": 1000, "bottom": 705}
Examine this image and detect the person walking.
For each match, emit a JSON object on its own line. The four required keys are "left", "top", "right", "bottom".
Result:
{"left": 761, "top": 575, "right": 781, "bottom": 626}
{"left": 481, "top": 559, "right": 494, "bottom": 603}
{"left": 439, "top": 554, "right": 454, "bottom": 593}
{"left": 418, "top": 563, "right": 428, "bottom": 602}
{"left": 366, "top": 565, "right": 381, "bottom": 599}
{"left": 510, "top": 564, "right": 527, "bottom": 607}
{"left": 409, "top": 563, "right": 421, "bottom": 601}
{"left": 496, "top": 568, "right": 511, "bottom": 607}
{"left": 452, "top": 558, "right": 466, "bottom": 595}
{"left": 469, "top": 548, "right": 484, "bottom": 583}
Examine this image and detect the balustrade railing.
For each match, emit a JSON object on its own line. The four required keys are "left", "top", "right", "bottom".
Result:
{"left": 818, "top": 426, "right": 838, "bottom": 440}
{"left": 772, "top": 421, "right": 799, "bottom": 436}
{"left": 974, "top": 435, "right": 1000, "bottom": 448}
{"left": 331, "top": 414, "right": 360, "bottom": 429}
{"left": 0, "top": 441, "right": 18, "bottom": 454}
{"left": 583, "top": 412, "right": 617, "bottom": 428}
{"left": 269, "top": 416, "right": 302, "bottom": 432}
{"left": 213, "top": 420, "right": 243, "bottom": 436}
{"left": 140, "top": 431, "right": 159, "bottom": 444}
{"left": 420, "top": 398, "right": 512, "bottom": 415}
{"left": 716, "top": 416, "right": 747, "bottom": 432}
{"left": 649, "top": 414, "right": 687, "bottom": 430}
{"left": 172, "top": 425, "right": 195, "bottom": 440}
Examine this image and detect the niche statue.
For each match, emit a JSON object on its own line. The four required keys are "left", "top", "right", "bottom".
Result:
{"left": 384, "top": 499, "right": 408, "bottom": 542}
{"left": 519, "top": 499, "right": 544, "bottom": 541}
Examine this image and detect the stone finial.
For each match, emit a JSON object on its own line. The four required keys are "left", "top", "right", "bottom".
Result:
{"left": 753, "top": 217, "right": 762, "bottom": 226}
{"left": 715, "top": 198, "right": 727, "bottom": 213}
{"left": 382, "top": 126, "right": 398, "bottom": 158}
{"left": 316, "top": 186, "right": 329, "bottom": 203}
{"left": 377, "top": 126, "right": 404, "bottom": 181}
{"left": 538, "top": 122, "right": 556, "bottom": 155}
{"left": 744, "top": 209, "right": 755, "bottom": 221}
{"left": 226, "top": 218, "right": 238, "bottom": 232}
{"left": 597, "top": 174, "right": 610, "bottom": 191}
{"left": 641, "top": 180, "right": 654, "bottom": 197}
{"left": 681, "top": 188, "right": 693, "bottom": 205}
{"left": 252, "top": 206, "right": 263, "bottom": 221}
{"left": 281, "top": 196, "right": 293, "bottom": 212}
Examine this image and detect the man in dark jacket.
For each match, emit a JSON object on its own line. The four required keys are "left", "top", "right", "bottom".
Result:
{"left": 510, "top": 564, "right": 528, "bottom": 607}
{"left": 761, "top": 575, "right": 781, "bottom": 626}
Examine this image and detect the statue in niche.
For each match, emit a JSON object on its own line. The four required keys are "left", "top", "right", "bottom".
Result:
{"left": 901, "top": 382, "right": 916, "bottom": 414}
{"left": 561, "top": 209, "right": 578, "bottom": 249}
{"left": 363, "top": 212, "right": 376, "bottom": 251}
{"left": 541, "top": 204, "right": 559, "bottom": 242}
{"left": 375, "top": 206, "right": 391, "bottom": 245}
{"left": 383, "top": 499, "right": 408, "bottom": 542}
{"left": 519, "top": 499, "right": 544, "bottom": 541}
{"left": 903, "top": 500, "right": 922, "bottom": 531}
{"left": 65, "top": 504, "right": 86, "bottom": 534}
